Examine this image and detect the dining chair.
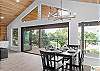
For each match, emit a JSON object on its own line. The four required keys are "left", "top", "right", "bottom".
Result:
{"left": 65, "top": 50, "right": 84, "bottom": 71}
{"left": 40, "top": 50, "right": 70, "bottom": 71}
{"left": 45, "top": 45, "right": 55, "bottom": 51}
{"left": 67, "top": 45, "right": 79, "bottom": 50}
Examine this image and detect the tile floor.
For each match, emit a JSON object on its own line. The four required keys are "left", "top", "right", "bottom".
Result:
{"left": 0, "top": 51, "right": 100, "bottom": 71}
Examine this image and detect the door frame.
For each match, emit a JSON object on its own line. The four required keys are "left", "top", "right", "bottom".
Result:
{"left": 79, "top": 21, "right": 99, "bottom": 57}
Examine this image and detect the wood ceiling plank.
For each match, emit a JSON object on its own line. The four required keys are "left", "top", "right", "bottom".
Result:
{"left": 0, "top": 14, "right": 15, "bottom": 19}
{"left": 2, "top": 0, "right": 32, "bottom": 11}
{"left": 1, "top": 3, "right": 26, "bottom": 11}
{"left": 0, "top": 12, "right": 17, "bottom": 16}
{"left": 0, "top": 22, "right": 7, "bottom": 26}
{"left": 42, "top": 5, "right": 58, "bottom": 18}
{"left": 1, "top": 7, "right": 21, "bottom": 14}
{"left": 1, "top": 4, "right": 25, "bottom": 12}
{"left": 2, "top": 0, "right": 30, "bottom": 8}
{"left": 0, "top": 19, "right": 14, "bottom": 25}
{"left": 0, "top": 15, "right": 15, "bottom": 20}
{"left": 9, "top": 0, "right": 33, "bottom": 5}
{"left": 0, "top": 11, "right": 19, "bottom": 17}
{"left": 80, "top": 0, "right": 100, "bottom": 4}
{"left": 22, "top": 7, "right": 38, "bottom": 22}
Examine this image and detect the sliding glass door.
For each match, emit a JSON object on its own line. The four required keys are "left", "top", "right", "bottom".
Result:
{"left": 22, "top": 29, "right": 40, "bottom": 52}
{"left": 21, "top": 23, "right": 69, "bottom": 54}
{"left": 78, "top": 22, "right": 100, "bottom": 58}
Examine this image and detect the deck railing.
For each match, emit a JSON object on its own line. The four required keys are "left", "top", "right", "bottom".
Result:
{"left": 84, "top": 40, "right": 100, "bottom": 57}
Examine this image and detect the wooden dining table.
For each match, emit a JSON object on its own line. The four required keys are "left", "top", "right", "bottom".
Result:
{"left": 44, "top": 49, "right": 82, "bottom": 71}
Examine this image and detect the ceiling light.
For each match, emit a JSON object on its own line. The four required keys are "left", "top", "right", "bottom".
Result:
{"left": 16, "top": 0, "right": 20, "bottom": 3}
{"left": 0, "top": 16, "right": 4, "bottom": 19}
{"left": 48, "top": 0, "right": 76, "bottom": 21}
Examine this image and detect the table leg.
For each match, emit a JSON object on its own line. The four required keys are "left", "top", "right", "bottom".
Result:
{"left": 70, "top": 56, "right": 72, "bottom": 71}
{"left": 79, "top": 52, "right": 81, "bottom": 71}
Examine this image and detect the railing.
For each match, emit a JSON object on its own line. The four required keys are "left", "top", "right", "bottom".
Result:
{"left": 84, "top": 40, "right": 100, "bottom": 57}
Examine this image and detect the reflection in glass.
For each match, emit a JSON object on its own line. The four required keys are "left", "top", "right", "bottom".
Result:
{"left": 12, "top": 28, "right": 18, "bottom": 46}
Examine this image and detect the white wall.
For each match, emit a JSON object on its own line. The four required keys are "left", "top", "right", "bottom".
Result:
{"left": 99, "top": 5, "right": 100, "bottom": 21}
{"left": 69, "top": 20, "right": 78, "bottom": 45}
{"left": 7, "top": 0, "right": 99, "bottom": 51}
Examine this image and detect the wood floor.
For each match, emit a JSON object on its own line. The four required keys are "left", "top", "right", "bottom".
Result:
{"left": 0, "top": 52, "right": 100, "bottom": 71}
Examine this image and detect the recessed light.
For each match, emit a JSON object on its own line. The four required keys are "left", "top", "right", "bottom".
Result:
{"left": 0, "top": 16, "right": 4, "bottom": 19}
{"left": 16, "top": 0, "right": 20, "bottom": 3}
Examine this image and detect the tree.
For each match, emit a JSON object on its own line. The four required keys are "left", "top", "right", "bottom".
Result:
{"left": 84, "top": 32, "right": 97, "bottom": 44}
{"left": 41, "top": 30, "right": 50, "bottom": 47}
{"left": 48, "top": 28, "right": 68, "bottom": 47}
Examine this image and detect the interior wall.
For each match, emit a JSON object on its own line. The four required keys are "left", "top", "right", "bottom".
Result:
{"left": 69, "top": 20, "right": 79, "bottom": 45}
{"left": 99, "top": 5, "right": 100, "bottom": 21}
{"left": 7, "top": 0, "right": 100, "bottom": 51}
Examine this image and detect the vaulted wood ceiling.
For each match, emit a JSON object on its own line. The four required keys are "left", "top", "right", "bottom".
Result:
{"left": 80, "top": 0, "right": 100, "bottom": 4}
{"left": 22, "top": 4, "right": 58, "bottom": 22}
{"left": 0, "top": 0, "right": 33, "bottom": 26}
{"left": 0, "top": 0, "right": 33, "bottom": 41}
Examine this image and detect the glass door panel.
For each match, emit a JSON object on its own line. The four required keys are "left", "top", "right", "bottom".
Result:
{"left": 84, "top": 26, "right": 100, "bottom": 58}
{"left": 78, "top": 23, "right": 100, "bottom": 58}
{"left": 31, "top": 30, "right": 39, "bottom": 49}
{"left": 23, "top": 30, "right": 32, "bottom": 51}
{"left": 41, "top": 28, "right": 68, "bottom": 49}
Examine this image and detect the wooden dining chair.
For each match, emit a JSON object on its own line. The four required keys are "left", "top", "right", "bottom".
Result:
{"left": 67, "top": 45, "right": 79, "bottom": 50}
{"left": 65, "top": 50, "right": 84, "bottom": 71}
{"left": 45, "top": 45, "right": 55, "bottom": 51}
{"left": 40, "top": 50, "right": 70, "bottom": 71}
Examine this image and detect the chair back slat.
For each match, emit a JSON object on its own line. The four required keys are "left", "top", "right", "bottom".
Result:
{"left": 67, "top": 45, "right": 79, "bottom": 50}
{"left": 40, "top": 50, "right": 71, "bottom": 71}
{"left": 40, "top": 51, "right": 56, "bottom": 70}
